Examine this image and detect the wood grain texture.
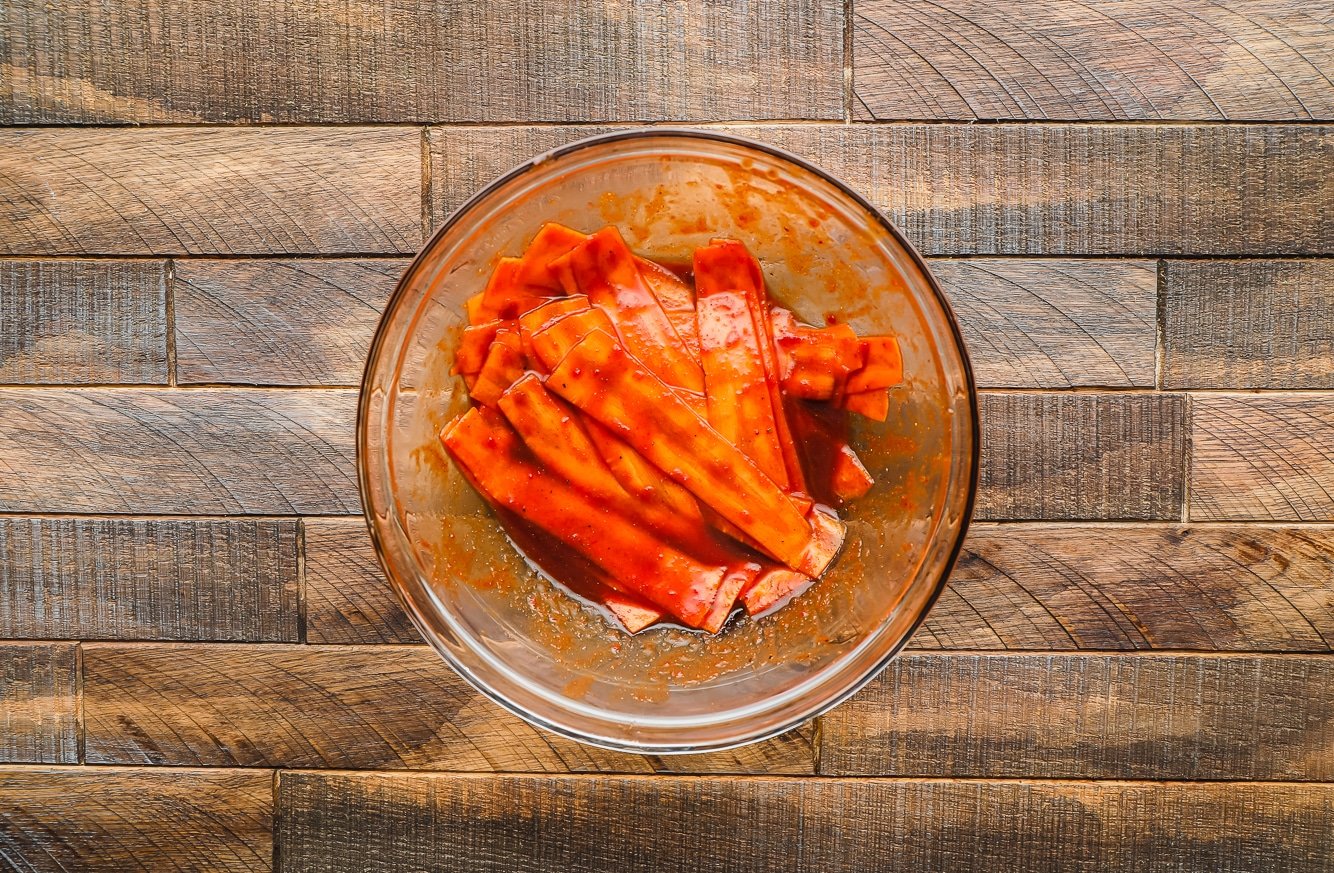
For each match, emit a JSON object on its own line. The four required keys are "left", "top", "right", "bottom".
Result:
{"left": 0, "top": 389, "right": 357, "bottom": 514}
{"left": 431, "top": 124, "right": 1332, "bottom": 255}
{"left": 0, "top": 128, "right": 421, "bottom": 256}
{"left": 933, "top": 259, "right": 1157, "bottom": 387}
{"left": 853, "top": 0, "right": 1334, "bottom": 121}
{"left": 1164, "top": 260, "right": 1334, "bottom": 389}
{"left": 0, "top": 767, "right": 272, "bottom": 872}
{"left": 0, "top": 517, "right": 298, "bottom": 641}
{"left": 0, "top": 0, "right": 843, "bottom": 124}
{"left": 820, "top": 654, "right": 1334, "bottom": 779}
{"left": 1191, "top": 394, "right": 1334, "bottom": 521}
{"left": 0, "top": 260, "right": 167, "bottom": 384}
{"left": 0, "top": 644, "right": 77, "bottom": 764}
{"left": 82, "top": 644, "right": 815, "bottom": 775}
{"left": 977, "top": 393, "right": 1187, "bottom": 520}
{"left": 924, "top": 525, "right": 1334, "bottom": 652}
{"left": 174, "top": 259, "right": 407, "bottom": 385}
{"left": 278, "top": 772, "right": 1334, "bottom": 873}
{"left": 304, "top": 517, "right": 420, "bottom": 645}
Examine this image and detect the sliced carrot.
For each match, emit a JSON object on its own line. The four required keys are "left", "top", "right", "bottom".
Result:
{"left": 546, "top": 329, "right": 814, "bottom": 570}
{"left": 516, "top": 296, "right": 590, "bottom": 371}
{"left": 798, "top": 508, "right": 846, "bottom": 579}
{"left": 454, "top": 319, "right": 514, "bottom": 377}
{"left": 693, "top": 239, "right": 806, "bottom": 492}
{"left": 771, "top": 309, "right": 863, "bottom": 400}
{"left": 700, "top": 563, "right": 758, "bottom": 634}
{"left": 637, "top": 257, "right": 700, "bottom": 361}
{"left": 528, "top": 307, "right": 618, "bottom": 372}
{"left": 841, "top": 387, "right": 890, "bottom": 422}
{"left": 548, "top": 251, "right": 580, "bottom": 296}
{"left": 830, "top": 443, "right": 875, "bottom": 502}
{"left": 466, "top": 292, "right": 487, "bottom": 325}
{"left": 498, "top": 508, "right": 662, "bottom": 633}
{"left": 741, "top": 567, "right": 814, "bottom": 617}
{"left": 515, "top": 223, "right": 587, "bottom": 291}
{"left": 696, "top": 290, "right": 789, "bottom": 487}
{"left": 531, "top": 307, "right": 708, "bottom": 417}
{"left": 565, "top": 227, "right": 704, "bottom": 394}
{"left": 844, "top": 336, "right": 903, "bottom": 394}
{"left": 583, "top": 417, "right": 705, "bottom": 525}
{"left": 469, "top": 330, "right": 525, "bottom": 407}
{"left": 440, "top": 407, "right": 731, "bottom": 628}
{"left": 475, "top": 257, "right": 555, "bottom": 322}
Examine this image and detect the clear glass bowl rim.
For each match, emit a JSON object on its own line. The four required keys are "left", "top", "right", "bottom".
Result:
{"left": 356, "top": 127, "right": 981, "bottom": 754}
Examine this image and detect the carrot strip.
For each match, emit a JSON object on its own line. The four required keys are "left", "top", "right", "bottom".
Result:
{"left": 517, "top": 296, "right": 590, "bottom": 371}
{"left": 830, "top": 444, "right": 875, "bottom": 502}
{"left": 583, "top": 417, "right": 705, "bottom": 525}
{"left": 469, "top": 330, "right": 525, "bottom": 407}
{"left": 565, "top": 227, "right": 704, "bottom": 394}
{"left": 700, "top": 564, "right": 757, "bottom": 634}
{"left": 476, "top": 258, "right": 556, "bottom": 321}
{"left": 799, "top": 509, "right": 846, "bottom": 578}
{"left": 497, "top": 508, "right": 662, "bottom": 633}
{"left": 696, "top": 290, "right": 789, "bottom": 487}
{"left": 466, "top": 292, "right": 487, "bottom": 325}
{"left": 694, "top": 240, "right": 806, "bottom": 492}
{"left": 841, "top": 388, "right": 890, "bottom": 422}
{"left": 771, "top": 310, "right": 863, "bottom": 400}
{"left": 741, "top": 567, "right": 814, "bottom": 617}
{"left": 844, "top": 336, "right": 903, "bottom": 393}
{"left": 454, "top": 319, "right": 512, "bottom": 376}
{"left": 515, "top": 223, "right": 587, "bottom": 291}
{"left": 547, "top": 329, "right": 814, "bottom": 570}
{"left": 532, "top": 307, "right": 707, "bottom": 417}
{"left": 441, "top": 407, "right": 731, "bottom": 628}
{"left": 637, "top": 257, "right": 700, "bottom": 361}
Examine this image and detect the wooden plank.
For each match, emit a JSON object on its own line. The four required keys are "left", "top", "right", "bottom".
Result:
{"left": 0, "top": 388, "right": 357, "bottom": 514}
{"left": 0, "top": 517, "right": 299, "bottom": 641}
{"left": 933, "top": 259, "right": 1157, "bottom": 387}
{"left": 278, "top": 772, "right": 1334, "bottom": 873}
{"left": 0, "top": 0, "right": 843, "bottom": 124}
{"left": 82, "top": 644, "right": 815, "bottom": 774}
{"left": 1163, "top": 260, "right": 1334, "bottom": 389}
{"left": 821, "top": 654, "right": 1334, "bottom": 779}
{"left": 0, "top": 260, "right": 167, "bottom": 384}
{"left": 307, "top": 519, "right": 1334, "bottom": 653}
{"left": 0, "top": 767, "right": 272, "bottom": 872}
{"left": 853, "top": 0, "right": 1334, "bottom": 121}
{"left": 304, "top": 517, "right": 420, "bottom": 646}
{"left": 174, "top": 259, "right": 406, "bottom": 385}
{"left": 0, "top": 643, "right": 77, "bottom": 764}
{"left": 1191, "top": 394, "right": 1334, "bottom": 521}
{"left": 977, "top": 393, "right": 1187, "bottom": 520}
{"left": 430, "top": 125, "right": 1332, "bottom": 255}
{"left": 921, "top": 524, "right": 1334, "bottom": 652}
{"left": 0, "top": 128, "right": 421, "bottom": 256}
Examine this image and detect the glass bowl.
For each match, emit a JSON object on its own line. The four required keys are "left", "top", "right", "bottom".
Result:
{"left": 358, "top": 129, "right": 978, "bottom": 754}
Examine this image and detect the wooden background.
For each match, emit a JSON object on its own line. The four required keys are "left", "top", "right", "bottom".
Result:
{"left": 1, "top": 1, "right": 1331, "bottom": 870}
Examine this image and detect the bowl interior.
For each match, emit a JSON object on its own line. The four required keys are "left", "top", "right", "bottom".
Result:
{"left": 360, "top": 130, "right": 976, "bottom": 752}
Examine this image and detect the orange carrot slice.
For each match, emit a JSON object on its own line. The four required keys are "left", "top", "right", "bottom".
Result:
{"left": 547, "top": 329, "right": 814, "bottom": 570}
{"left": 841, "top": 388, "right": 890, "bottom": 422}
{"left": 441, "top": 407, "right": 732, "bottom": 628}
{"left": 638, "top": 257, "right": 700, "bottom": 361}
{"left": 844, "top": 336, "right": 903, "bottom": 394}
{"left": 516, "top": 223, "right": 587, "bottom": 291}
{"left": 517, "top": 296, "right": 590, "bottom": 371}
{"left": 741, "top": 567, "right": 815, "bottom": 617}
{"left": 694, "top": 239, "right": 806, "bottom": 492}
{"left": 583, "top": 417, "right": 705, "bottom": 525}
{"left": 696, "top": 290, "right": 789, "bottom": 487}
{"left": 475, "top": 258, "right": 556, "bottom": 322}
{"left": 469, "top": 330, "right": 525, "bottom": 407}
{"left": 565, "top": 227, "right": 704, "bottom": 394}
{"left": 771, "top": 310, "right": 863, "bottom": 400}
{"left": 454, "top": 319, "right": 508, "bottom": 376}
{"left": 830, "top": 444, "right": 875, "bottom": 502}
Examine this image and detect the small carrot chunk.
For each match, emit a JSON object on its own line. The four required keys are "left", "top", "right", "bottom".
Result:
{"left": 741, "top": 567, "right": 814, "bottom": 617}
{"left": 771, "top": 310, "right": 863, "bottom": 400}
{"left": 516, "top": 223, "right": 588, "bottom": 291}
{"left": 841, "top": 388, "right": 890, "bottom": 422}
{"left": 469, "top": 330, "right": 525, "bottom": 407}
{"left": 830, "top": 444, "right": 875, "bottom": 502}
{"left": 844, "top": 336, "right": 903, "bottom": 393}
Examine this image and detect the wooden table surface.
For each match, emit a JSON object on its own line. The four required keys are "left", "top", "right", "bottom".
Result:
{"left": 1, "top": 2, "right": 1331, "bottom": 871}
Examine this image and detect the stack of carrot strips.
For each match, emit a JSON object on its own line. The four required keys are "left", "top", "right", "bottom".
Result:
{"left": 442, "top": 223, "right": 902, "bottom": 634}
